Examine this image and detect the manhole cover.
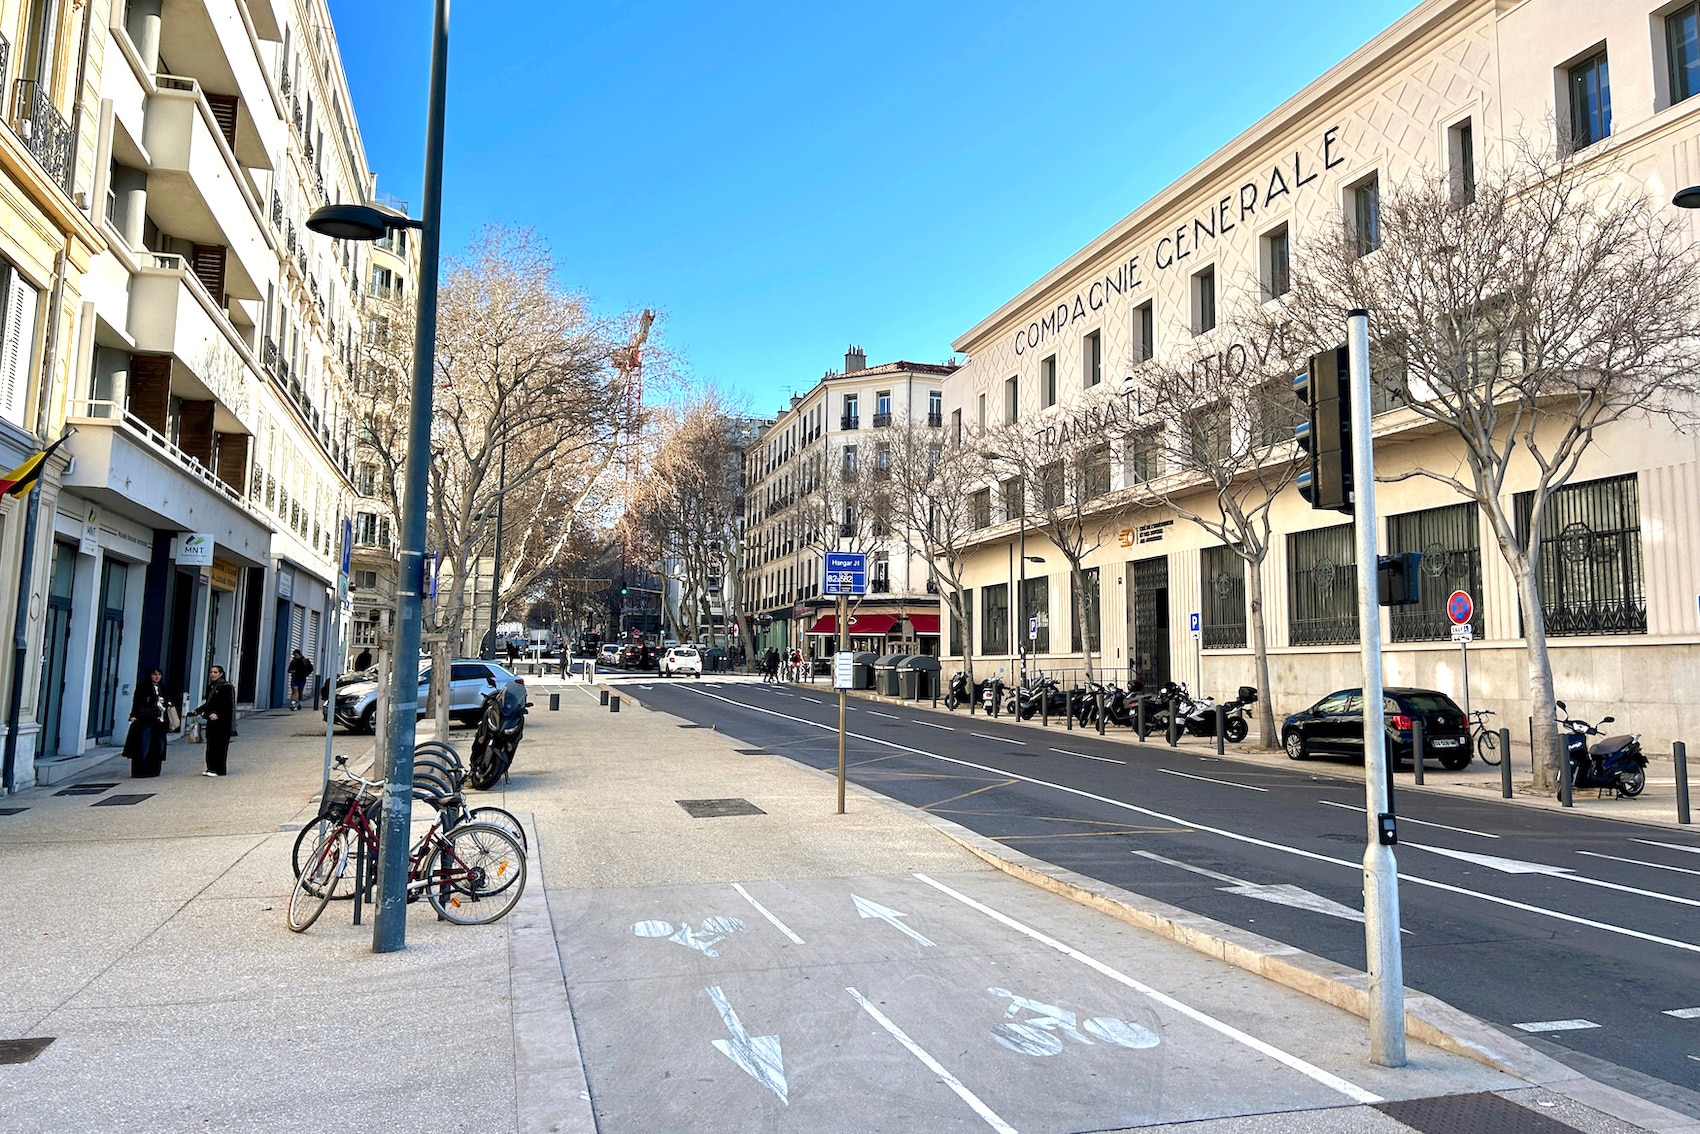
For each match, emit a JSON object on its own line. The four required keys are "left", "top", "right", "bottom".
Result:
{"left": 1374, "top": 1092, "right": 1581, "bottom": 1133}
{"left": 677, "top": 798, "right": 766, "bottom": 819}
{"left": 55, "top": 785, "right": 112, "bottom": 796}
{"left": 0, "top": 1037, "right": 54, "bottom": 1064}
{"left": 0, "top": 807, "right": 28, "bottom": 816}
{"left": 92, "top": 794, "right": 154, "bottom": 807}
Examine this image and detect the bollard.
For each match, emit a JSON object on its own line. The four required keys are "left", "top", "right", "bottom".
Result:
{"left": 1167, "top": 697, "right": 1179, "bottom": 747}
{"left": 353, "top": 834, "right": 365, "bottom": 926}
{"left": 1412, "top": 716, "right": 1425, "bottom": 786}
{"left": 1215, "top": 705, "right": 1226, "bottom": 755}
{"left": 549, "top": 693, "right": 560, "bottom": 711}
{"left": 599, "top": 688, "right": 609, "bottom": 706}
{"left": 1499, "top": 728, "right": 1513, "bottom": 798}
{"left": 1560, "top": 742, "right": 1572, "bottom": 807}
{"left": 1096, "top": 690, "right": 1106, "bottom": 736}
{"left": 992, "top": 681, "right": 1001, "bottom": 718}
{"left": 1137, "top": 697, "right": 1147, "bottom": 742}
{"left": 1041, "top": 688, "right": 1049, "bottom": 727}
{"left": 1675, "top": 741, "right": 1691, "bottom": 825}
{"left": 610, "top": 695, "right": 621, "bottom": 713}
{"left": 1066, "top": 690, "right": 1074, "bottom": 731}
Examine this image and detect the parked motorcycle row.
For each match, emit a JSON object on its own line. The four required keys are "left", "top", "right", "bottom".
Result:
{"left": 944, "top": 670, "right": 1258, "bottom": 744}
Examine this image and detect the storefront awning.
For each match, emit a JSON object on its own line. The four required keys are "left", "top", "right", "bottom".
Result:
{"left": 805, "top": 614, "right": 898, "bottom": 636}
{"left": 909, "top": 614, "right": 941, "bottom": 635}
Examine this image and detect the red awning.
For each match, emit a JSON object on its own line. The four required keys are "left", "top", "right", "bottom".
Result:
{"left": 909, "top": 614, "right": 941, "bottom": 635}
{"left": 805, "top": 614, "right": 898, "bottom": 636}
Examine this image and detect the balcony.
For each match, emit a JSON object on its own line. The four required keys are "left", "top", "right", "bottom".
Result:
{"left": 870, "top": 578, "right": 891, "bottom": 594}
{"left": 927, "top": 411, "right": 944, "bottom": 427}
{"left": 839, "top": 523, "right": 856, "bottom": 538}
{"left": 10, "top": 78, "right": 74, "bottom": 193}
{"left": 925, "top": 578, "right": 940, "bottom": 594}
{"left": 872, "top": 412, "right": 892, "bottom": 428}
{"left": 127, "top": 253, "right": 261, "bottom": 433}
{"left": 840, "top": 415, "right": 859, "bottom": 430}
{"left": 155, "top": 0, "right": 281, "bottom": 170}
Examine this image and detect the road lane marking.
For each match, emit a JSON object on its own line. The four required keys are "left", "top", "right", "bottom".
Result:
{"left": 852, "top": 894, "right": 936, "bottom": 947}
{"left": 846, "top": 987, "right": 1015, "bottom": 1134}
{"left": 772, "top": 691, "right": 794, "bottom": 698}
{"left": 1577, "top": 850, "right": 1700, "bottom": 878}
{"left": 801, "top": 697, "right": 822, "bottom": 704}
{"left": 1051, "top": 748, "right": 1124, "bottom": 764}
{"left": 732, "top": 882, "right": 804, "bottom": 945}
{"left": 679, "top": 685, "right": 1700, "bottom": 955}
{"left": 1665, "top": 1007, "right": 1700, "bottom": 1019}
{"left": 914, "top": 872, "right": 1381, "bottom": 1104}
{"left": 868, "top": 710, "right": 900, "bottom": 719}
{"left": 921, "top": 779, "right": 1019, "bottom": 813}
{"left": 1513, "top": 1019, "right": 1599, "bottom": 1033}
{"left": 972, "top": 733, "right": 1027, "bottom": 746}
{"left": 1634, "top": 839, "right": 1700, "bottom": 855}
{"left": 1318, "top": 800, "right": 1498, "bottom": 839}
{"left": 1160, "top": 769, "right": 1267, "bottom": 792}
{"left": 706, "top": 985, "right": 787, "bottom": 1103}
{"left": 1132, "top": 850, "right": 1369, "bottom": 925}
{"left": 1410, "top": 844, "right": 1700, "bottom": 909}
{"left": 920, "top": 721, "right": 956, "bottom": 730}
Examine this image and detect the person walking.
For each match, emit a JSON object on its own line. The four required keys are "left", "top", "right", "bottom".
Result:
{"left": 287, "top": 649, "right": 313, "bottom": 710}
{"left": 124, "top": 668, "right": 168, "bottom": 778}
{"left": 194, "top": 665, "right": 236, "bottom": 777}
{"left": 353, "top": 646, "right": 373, "bottom": 672}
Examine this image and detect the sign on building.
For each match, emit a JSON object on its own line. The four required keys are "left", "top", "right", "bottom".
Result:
{"left": 174, "top": 532, "right": 214, "bottom": 566}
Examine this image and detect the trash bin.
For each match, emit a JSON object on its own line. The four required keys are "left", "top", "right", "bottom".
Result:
{"left": 852, "top": 652, "right": 880, "bottom": 690}
{"left": 899, "top": 656, "right": 941, "bottom": 700}
{"left": 874, "top": 653, "right": 910, "bottom": 697}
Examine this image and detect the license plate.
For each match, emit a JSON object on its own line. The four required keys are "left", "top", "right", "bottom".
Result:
{"left": 1432, "top": 738, "right": 1461, "bottom": 748}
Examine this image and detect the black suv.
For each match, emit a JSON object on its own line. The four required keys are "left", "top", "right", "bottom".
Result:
{"left": 619, "top": 643, "right": 657, "bottom": 670}
{"left": 1281, "top": 687, "right": 1472, "bottom": 769}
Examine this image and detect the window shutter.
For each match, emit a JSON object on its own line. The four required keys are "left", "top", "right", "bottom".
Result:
{"left": 0, "top": 269, "right": 40, "bottom": 428}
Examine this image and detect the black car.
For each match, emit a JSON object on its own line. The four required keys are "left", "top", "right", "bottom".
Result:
{"left": 619, "top": 643, "right": 657, "bottom": 670}
{"left": 1281, "top": 686, "right": 1472, "bottom": 769}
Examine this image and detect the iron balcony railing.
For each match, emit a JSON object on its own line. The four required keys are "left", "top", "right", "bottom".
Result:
{"left": 11, "top": 78, "right": 74, "bottom": 192}
{"left": 262, "top": 337, "right": 278, "bottom": 375}
{"left": 840, "top": 414, "right": 859, "bottom": 430}
{"left": 927, "top": 411, "right": 944, "bottom": 427}
{"left": 872, "top": 412, "right": 892, "bottom": 428}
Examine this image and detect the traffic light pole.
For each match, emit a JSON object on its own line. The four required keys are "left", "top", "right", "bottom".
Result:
{"left": 1348, "top": 308, "right": 1406, "bottom": 1067}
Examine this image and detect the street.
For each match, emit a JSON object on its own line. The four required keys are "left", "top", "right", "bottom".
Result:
{"left": 612, "top": 673, "right": 1700, "bottom": 1113}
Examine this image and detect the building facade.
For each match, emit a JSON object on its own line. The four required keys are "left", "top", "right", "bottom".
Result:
{"left": 943, "top": 0, "right": 1700, "bottom": 750}
{"left": 2, "top": 0, "right": 395, "bottom": 788}
{"left": 742, "top": 348, "right": 955, "bottom": 660}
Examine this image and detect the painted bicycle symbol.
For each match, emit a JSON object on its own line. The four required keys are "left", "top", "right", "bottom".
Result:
{"left": 631, "top": 915, "right": 747, "bottom": 957}
{"left": 986, "top": 987, "right": 1160, "bottom": 1057}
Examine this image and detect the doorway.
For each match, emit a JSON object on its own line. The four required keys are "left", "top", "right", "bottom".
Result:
{"left": 37, "top": 542, "right": 76, "bottom": 758}
{"left": 1128, "top": 555, "right": 1171, "bottom": 687}
{"left": 89, "top": 558, "right": 128, "bottom": 742}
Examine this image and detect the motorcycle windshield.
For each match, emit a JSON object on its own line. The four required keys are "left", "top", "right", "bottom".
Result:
{"left": 500, "top": 682, "right": 527, "bottom": 717}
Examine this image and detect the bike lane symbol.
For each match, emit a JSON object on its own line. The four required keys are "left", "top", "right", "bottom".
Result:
{"left": 987, "top": 987, "right": 1160, "bottom": 1057}
{"left": 631, "top": 916, "right": 747, "bottom": 957}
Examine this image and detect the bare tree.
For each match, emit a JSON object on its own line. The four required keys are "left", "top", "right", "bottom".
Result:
{"left": 1270, "top": 147, "right": 1700, "bottom": 787}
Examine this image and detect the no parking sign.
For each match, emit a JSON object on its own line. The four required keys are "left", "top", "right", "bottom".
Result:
{"left": 1446, "top": 590, "right": 1473, "bottom": 626}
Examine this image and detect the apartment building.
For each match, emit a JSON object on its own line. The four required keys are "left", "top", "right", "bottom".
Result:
{"left": 942, "top": 0, "right": 1700, "bottom": 751}
{"left": 741, "top": 347, "right": 955, "bottom": 660}
{"left": 0, "top": 0, "right": 393, "bottom": 786}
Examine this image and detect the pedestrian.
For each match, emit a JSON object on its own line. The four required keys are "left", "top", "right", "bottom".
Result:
{"left": 287, "top": 649, "right": 313, "bottom": 710}
{"left": 124, "top": 668, "right": 168, "bottom": 778}
{"left": 194, "top": 665, "right": 236, "bottom": 777}
{"left": 763, "top": 646, "right": 779, "bottom": 682}
{"left": 506, "top": 639, "right": 520, "bottom": 668}
{"left": 354, "top": 646, "right": 373, "bottom": 672}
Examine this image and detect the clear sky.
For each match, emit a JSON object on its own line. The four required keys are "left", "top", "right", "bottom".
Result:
{"left": 327, "top": 1, "right": 1416, "bottom": 415}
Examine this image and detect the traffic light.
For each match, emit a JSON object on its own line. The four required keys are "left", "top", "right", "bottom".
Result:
{"left": 1293, "top": 345, "right": 1353, "bottom": 514}
{"left": 1377, "top": 552, "right": 1422, "bottom": 606}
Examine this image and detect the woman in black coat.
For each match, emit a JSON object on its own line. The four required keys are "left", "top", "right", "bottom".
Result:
{"left": 124, "top": 668, "right": 168, "bottom": 778}
{"left": 193, "top": 665, "right": 236, "bottom": 777}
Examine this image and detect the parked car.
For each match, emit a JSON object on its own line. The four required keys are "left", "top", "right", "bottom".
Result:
{"left": 619, "top": 642, "right": 658, "bottom": 670}
{"left": 329, "top": 659, "right": 522, "bottom": 734}
{"left": 660, "top": 646, "right": 702, "bottom": 678}
{"left": 1280, "top": 687, "right": 1472, "bottom": 769}
{"left": 598, "top": 643, "right": 623, "bottom": 666}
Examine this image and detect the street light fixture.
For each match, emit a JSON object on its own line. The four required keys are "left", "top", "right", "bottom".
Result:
{"left": 305, "top": 0, "right": 450, "bottom": 954}
{"left": 1674, "top": 186, "right": 1700, "bottom": 210}
{"left": 980, "top": 450, "right": 1032, "bottom": 689}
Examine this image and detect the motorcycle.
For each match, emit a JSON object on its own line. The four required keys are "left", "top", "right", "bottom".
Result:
{"left": 1555, "top": 701, "right": 1646, "bottom": 798}
{"left": 1176, "top": 685, "right": 1258, "bottom": 743}
{"left": 1071, "top": 678, "right": 1145, "bottom": 728}
{"left": 468, "top": 679, "right": 529, "bottom": 790}
{"left": 945, "top": 671, "right": 972, "bottom": 711}
{"left": 1006, "top": 674, "right": 1069, "bottom": 720}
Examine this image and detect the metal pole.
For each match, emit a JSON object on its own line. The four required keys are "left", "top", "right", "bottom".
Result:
{"left": 1460, "top": 638, "right": 1470, "bottom": 722}
{"left": 487, "top": 440, "right": 506, "bottom": 659}
{"left": 1, "top": 482, "right": 42, "bottom": 793}
{"left": 837, "top": 592, "right": 847, "bottom": 815}
{"left": 1675, "top": 741, "right": 1690, "bottom": 825}
{"left": 1412, "top": 716, "right": 1424, "bottom": 786}
{"left": 1018, "top": 504, "right": 1027, "bottom": 691}
{"left": 1215, "top": 704, "right": 1226, "bottom": 755}
{"left": 1499, "top": 728, "right": 1512, "bottom": 798}
{"left": 1096, "top": 688, "right": 1105, "bottom": 736}
{"left": 373, "top": 0, "right": 448, "bottom": 955}
{"left": 1561, "top": 744, "right": 1573, "bottom": 807}
{"left": 1348, "top": 308, "right": 1405, "bottom": 1067}
{"left": 1137, "top": 696, "right": 1146, "bottom": 741}
{"left": 321, "top": 544, "right": 347, "bottom": 796}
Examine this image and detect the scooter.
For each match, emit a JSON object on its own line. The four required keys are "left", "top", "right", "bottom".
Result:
{"left": 1007, "top": 674, "right": 1069, "bottom": 720}
{"left": 1175, "top": 685, "right": 1258, "bottom": 743}
{"left": 1555, "top": 701, "right": 1646, "bottom": 798}
{"left": 468, "top": 679, "right": 529, "bottom": 790}
{"left": 945, "top": 671, "right": 972, "bottom": 711}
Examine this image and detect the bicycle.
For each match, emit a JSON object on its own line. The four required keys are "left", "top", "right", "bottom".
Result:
{"left": 287, "top": 757, "right": 526, "bottom": 932}
{"left": 1469, "top": 709, "right": 1498, "bottom": 765}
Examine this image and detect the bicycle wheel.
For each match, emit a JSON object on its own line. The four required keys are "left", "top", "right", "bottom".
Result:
{"left": 1477, "top": 730, "right": 1499, "bottom": 765}
{"left": 288, "top": 829, "right": 347, "bottom": 932}
{"left": 425, "top": 822, "right": 526, "bottom": 925}
{"left": 467, "top": 805, "right": 528, "bottom": 850}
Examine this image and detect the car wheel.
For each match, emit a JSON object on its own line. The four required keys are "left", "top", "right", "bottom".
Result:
{"left": 1284, "top": 731, "right": 1307, "bottom": 761}
{"left": 1438, "top": 749, "right": 1472, "bottom": 771}
{"left": 359, "top": 706, "right": 376, "bottom": 735}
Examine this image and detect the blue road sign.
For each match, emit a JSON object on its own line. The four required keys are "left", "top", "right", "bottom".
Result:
{"left": 1189, "top": 611, "right": 1201, "bottom": 634}
{"left": 824, "top": 551, "right": 867, "bottom": 596}
{"left": 1447, "top": 590, "right": 1473, "bottom": 626}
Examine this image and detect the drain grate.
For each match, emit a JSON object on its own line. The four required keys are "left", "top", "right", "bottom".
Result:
{"left": 92, "top": 793, "right": 154, "bottom": 807}
{"left": 1374, "top": 1093, "right": 1581, "bottom": 1133}
{"left": 0, "top": 1037, "right": 54, "bottom": 1064}
{"left": 0, "top": 807, "right": 27, "bottom": 816}
{"left": 56, "top": 782, "right": 117, "bottom": 796}
{"left": 677, "top": 798, "right": 766, "bottom": 819}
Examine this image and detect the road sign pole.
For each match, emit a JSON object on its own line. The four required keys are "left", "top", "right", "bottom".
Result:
{"left": 837, "top": 592, "right": 848, "bottom": 816}
{"left": 1349, "top": 308, "right": 1405, "bottom": 1068}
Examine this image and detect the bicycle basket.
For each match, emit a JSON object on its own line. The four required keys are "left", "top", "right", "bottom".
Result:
{"left": 318, "top": 779, "right": 368, "bottom": 823}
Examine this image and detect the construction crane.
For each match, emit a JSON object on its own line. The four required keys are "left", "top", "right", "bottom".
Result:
{"left": 616, "top": 309, "right": 655, "bottom": 468}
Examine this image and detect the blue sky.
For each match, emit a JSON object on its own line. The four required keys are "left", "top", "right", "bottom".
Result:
{"left": 327, "top": 1, "right": 1415, "bottom": 413}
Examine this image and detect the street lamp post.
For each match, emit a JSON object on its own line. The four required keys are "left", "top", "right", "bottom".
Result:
{"left": 306, "top": 0, "right": 448, "bottom": 954}
{"left": 486, "top": 438, "right": 507, "bottom": 659}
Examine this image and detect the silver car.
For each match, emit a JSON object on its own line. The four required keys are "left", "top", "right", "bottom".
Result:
{"left": 330, "top": 659, "right": 522, "bottom": 733}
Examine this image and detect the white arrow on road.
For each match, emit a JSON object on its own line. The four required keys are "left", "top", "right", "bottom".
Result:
{"left": 1408, "top": 843, "right": 1700, "bottom": 909}
{"left": 853, "top": 894, "right": 936, "bottom": 947}
{"left": 706, "top": 986, "right": 787, "bottom": 1104}
{"left": 1133, "top": 850, "right": 1370, "bottom": 925}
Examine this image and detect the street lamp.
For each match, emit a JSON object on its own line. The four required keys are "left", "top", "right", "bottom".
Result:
{"left": 1674, "top": 186, "right": 1700, "bottom": 209}
{"left": 305, "top": 0, "right": 448, "bottom": 954}
{"left": 982, "top": 450, "right": 1031, "bottom": 689}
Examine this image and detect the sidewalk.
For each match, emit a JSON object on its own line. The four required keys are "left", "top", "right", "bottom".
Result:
{"left": 0, "top": 683, "right": 1692, "bottom": 1132}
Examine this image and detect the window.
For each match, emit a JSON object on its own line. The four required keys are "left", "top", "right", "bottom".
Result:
{"left": 1672, "top": 5, "right": 1700, "bottom": 104}
{"left": 1448, "top": 119, "right": 1476, "bottom": 203}
{"left": 1192, "top": 266, "right": 1216, "bottom": 335}
{"left": 0, "top": 262, "right": 42, "bottom": 428}
{"left": 1516, "top": 474, "right": 1645, "bottom": 636}
{"left": 842, "top": 393, "right": 859, "bottom": 429}
{"left": 353, "top": 569, "right": 378, "bottom": 590}
{"left": 1037, "top": 461, "right": 1064, "bottom": 509}
{"left": 874, "top": 390, "right": 892, "bottom": 426}
{"left": 1287, "top": 524, "right": 1359, "bottom": 645}
{"left": 1083, "top": 330, "right": 1102, "bottom": 387}
{"left": 951, "top": 408, "right": 962, "bottom": 444}
{"left": 841, "top": 444, "right": 857, "bottom": 481}
{"left": 1080, "top": 443, "right": 1111, "bottom": 499}
{"left": 1389, "top": 503, "right": 1483, "bottom": 642}
{"left": 355, "top": 461, "right": 377, "bottom": 496}
{"left": 1253, "top": 377, "right": 1303, "bottom": 450}
{"left": 1000, "top": 477, "right": 1023, "bottom": 523}
{"left": 1200, "top": 546, "right": 1246, "bottom": 649}
{"left": 977, "top": 393, "right": 987, "bottom": 430}
{"left": 1124, "top": 425, "right": 1161, "bottom": 485}
{"left": 929, "top": 390, "right": 943, "bottom": 426}
{"left": 1042, "top": 355, "right": 1058, "bottom": 407}
{"left": 1020, "top": 576, "right": 1050, "bottom": 653}
{"left": 1261, "top": 225, "right": 1290, "bottom": 300}
{"left": 1351, "top": 175, "right": 1381, "bottom": 257}
{"left": 971, "top": 487, "right": 991, "bottom": 528}
{"left": 949, "top": 591, "right": 973, "bottom": 656}
{"left": 1568, "top": 49, "right": 1611, "bottom": 151}
{"left": 1132, "top": 301, "right": 1154, "bottom": 363}
{"left": 982, "top": 583, "right": 1010, "bottom": 654}
{"left": 1070, "top": 567, "right": 1101, "bottom": 652}
{"left": 1189, "top": 400, "right": 1231, "bottom": 468}
{"left": 1004, "top": 375, "right": 1020, "bottom": 423}
{"left": 873, "top": 441, "right": 891, "bottom": 480}
{"left": 354, "top": 511, "right": 391, "bottom": 548}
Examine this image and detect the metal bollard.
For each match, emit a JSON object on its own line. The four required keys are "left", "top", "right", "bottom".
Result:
{"left": 1676, "top": 741, "right": 1691, "bottom": 825}
{"left": 1096, "top": 690, "right": 1106, "bottom": 736}
{"left": 610, "top": 695, "right": 621, "bottom": 713}
{"left": 549, "top": 693, "right": 560, "bottom": 711}
{"left": 1412, "top": 716, "right": 1425, "bottom": 785}
{"left": 993, "top": 681, "right": 1001, "bottom": 718}
{"left": 1066, "top": 691, "right": 1074, "bottom": 730}
{"left": 1499, "top": 728, "right": 1513, "bottom": 798}
{"left": 1137, "top": 698, "right": 1147, "bottom": 742}
{"left": 1385, "top": 737, "right": 1396, "bottom": 813}
{"left": 1041, "top": 688, "right": 1049, "bottom": 727}
{"left": 599, "top": 688, "right": 609, "bottom": 706}
{"left": 1167, "top": 697, "right": 1179, "bottom": 747}
{"left": 1215, "top": 705, "right": 1226, "bottom": 755}
{"left": 1560, "top": 743, "right": 1572, "bottom": 807}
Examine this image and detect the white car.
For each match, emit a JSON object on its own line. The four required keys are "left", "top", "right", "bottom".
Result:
{"left": 329, "top": 659, "right": 521, "bottom": 733}
{"left": 598, "top": 644, "right": 622, "bottom": 667}
{"left": 659, "top": 646, "right": 702, "bottom": 678}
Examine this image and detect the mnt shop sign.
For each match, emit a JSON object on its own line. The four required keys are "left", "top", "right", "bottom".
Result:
{"left": 1012, "top": 125, "right": 1345, "bottom": 357}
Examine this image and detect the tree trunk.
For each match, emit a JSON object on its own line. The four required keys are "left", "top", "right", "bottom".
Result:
{"left": 1070, "top": 560, "right": 1095, "bottom": 682}
{"left": 1511, "top": 555, "right": 1562, "bottom": 791}
{"left": 947, "top": 581, "right": 974, "bottom": 685}
{"left": 1246, "top": 552, "right": 1278, "bottom": 748}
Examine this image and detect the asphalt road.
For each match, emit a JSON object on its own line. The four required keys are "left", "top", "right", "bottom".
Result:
{"left": 614, "top": 675, "right": 1700, "bottom": 1115}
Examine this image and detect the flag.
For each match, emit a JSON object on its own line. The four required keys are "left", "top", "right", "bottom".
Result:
{"left": 0, "top": 435, "right": 70, "bottom": 498}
